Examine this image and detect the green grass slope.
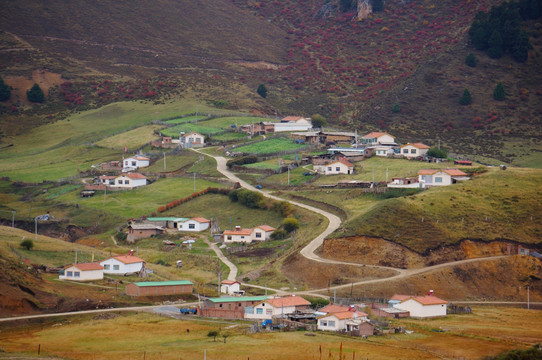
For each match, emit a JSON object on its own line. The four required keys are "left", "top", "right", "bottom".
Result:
{"left": 336, "top": 167, "right": 542, "bottom": 253}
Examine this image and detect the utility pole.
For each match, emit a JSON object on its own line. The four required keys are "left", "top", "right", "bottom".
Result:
{"left": 34, "top": 217, "right": 37, "bottom": 241}
{"left": 527, "top": 286, "right": 530, "bottom": 310}
{"left": 438, "top": 138, "right": 441, "bottom": 150}
{"left": 11, "top": 211, "right": 15, "bottom": 231}
{"left": 163, "top": 152, "right": 166, "bottom": 170}
{"left": 287, "top": 167, "right": 290, "bottom": 185}
{"left": 193, "top": 172, "right": 196, "bottom": 192}
{"left": 103, "top": 186, "right": 107, "bottom": 206}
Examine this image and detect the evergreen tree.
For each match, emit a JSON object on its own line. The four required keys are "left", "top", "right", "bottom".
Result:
{"left": 460, "top": 89, "right": 472, "bottom": 105}
{"left": 256, "top": 84, "right": 267, "bottom": 98}
{"left": 487, "top": 30, "right": 504, "bottom": 58}
{"left": 26, "top": 83, "right": 45, "bottom": 103}
{"left": 0, "top": 76, "right": 11, "bottom": 101}
{"left": 493, "top": 82, "right": 506, "bottom": 101}
{"left": 340, "top": 0, "right": 354, "bottom": 12}
{"left": 372, "top": 0, "right": 384, "bottom": 12}
{"left": 465, "top": 53, "right": 477, "bottom": 67}
{"left": 511, "top": 30, "right": 530, "bottom": 62}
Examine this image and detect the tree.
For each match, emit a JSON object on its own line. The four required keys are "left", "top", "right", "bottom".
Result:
{"left": 222, "top": 333, "right": 229, "bottom": 343}
{"left": 427, "top": 147, "right": 448, "bottom": 159}
{"left": 372, "top": 0, "right": 384, "bottom": 12}
{"left": 283, "top": 217, "right": 299, "bottom": 233}
{"left": 20, "top": 239, "right": 34, "bottom": 250}
{"left": 511, "top": 30, "right": 530, "bottom": 62}
{"left": 465, "top": 53, "right": 477, "bottom": 67}
{"left": 207, "top": 330, "right": 219, "bottom": 342}
{"left": 493, "top": 82, "right": 506, "bottom": 101}
{"left": 0, "top": 76, "right": 11, "bottom": 101}
{"left": 487, "top": 30, "right": 504, "bottom": 58}
{"left": 459, "top": 89, "right": 472, "bottom": 105}
{"left": 340, "top": 0, "right": 354, "bottom": 12}
{"left": 256, "top": 84, "right": 268, "bottom": 98}
{"left": 26, "top": 83, "right": 45, "bottom": 103}
{"left": 311, "top": 114, "right": 326, "bottom": 128}
{"left": 391, "top": 103, "right": 402, "bottom": 113}
{"left": 274, "top": 200, "right": 293, "bottom": 217}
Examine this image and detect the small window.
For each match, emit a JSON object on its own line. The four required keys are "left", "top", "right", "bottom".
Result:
{"left": 219, "top": 304, "right": 223, "bottom": 308}
{"left": 336, "top": 167, "right": 340, "bottom": 171}
{"left": 238, "top": 303, "right": 242, "bottom": 307}
{"left": 117, "top": 180, "right": 122, "bottom": 184}
{"left": 132, "top": 161, "right": 136, "bottom": 166}
{"left": 188, "top": 224, "right": 195, "bottom": 229}
{"left": 328, "top": 320, "right": 335, "bottom": 327}
{"left": 266, "top": 309, "right": 272, "bottom": 315}
{"left": 255, "top": 232, "right": 262, "bottom": 238}
{"left": 320, "top": 320, "right": 327, "bottom": 326}
{"left": 256, "top": 308, "right": 263, "bottom": 314}
{"left": 241, "top": 236, "right": 244, "bottom": 239}
{"left": 67, "top": 271, "right": 73, "bottom": 277}
{"left": 403, "top": 149, "right": 408, "bottom": 154}
{"left": 227, "top": 236, "right": 232, "bottom": 240}
{"left": 74, "top": 272, "right": 80, "bottom": 277}
{"left": 411, "top": 149, "right": 416, "bottom": 154}
{"left": 125, "top": 180, "right": 130, "bottom": 184}
{"left": 327, "top": 167, "right": 332, "bottom": 171}
{"left": 435, "top": 177, "right": 443, "bottom": 183}
{"left": 104, "top": 264, "right": 110, "bottom": 270}
{"left": 113, "top": 265, "right": 120, "bottom": 270}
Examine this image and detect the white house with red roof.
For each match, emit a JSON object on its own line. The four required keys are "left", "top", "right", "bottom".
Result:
{"left": 221, "top": 280, "right": 244, "bottom": 296}
{"left": 181, "top": 132, "right": 205, "bottom": 148}
{"left": 123, "top": 155, "right": 150, "bottom": 171}
{"left": 400, "top": 143, "right": 431, "bottom": 158}
{"left": 59, "top": 263, "right": 104, "bottom": 281}
{"left": 244, "top": 295, "right": 311, "bottom": 320}
{"left": 100, "top": 254, "right": 145, "bottom": 275}
{"left": 392, "top": 295, "right": 448, "bottom": 318}
{"left": 317, "top": 310, "right": 369, "bottom": 332}
{"left": 361, "top": 132, "right": 396, "bottom": 146}
{"left": 313, "top": 159, "right": 354, "bottom": 175}
{"left": 110, "top": 173, "right": 147, "bottom": 189}
{"left": 177, "top": 217, "right": 211, "bottom": 232}
{"left": 223, "top": 224, "right": 276, "bottom": 243}
{"left": 418, "top": 169, "right": 469, "bottom": 186}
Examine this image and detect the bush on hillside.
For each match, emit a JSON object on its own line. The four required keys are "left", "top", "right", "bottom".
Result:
{"left": 283, "top": 217, "right": 299, "bottom": 233}
{"left": 226, "top": 155, "right": 258, "bottom": 168}
{"left": 311, "top": 114, "right": 326, "bottom": 128}
{"left": 27, "top": 83, "right": 45, "bottom": 103}
{"left": 270, "top": 229, "right": 288, "bottom": 240}
{"left": 391, "top": 103, "right": 402, "bottom": 113}
{"left": 493, "top": 82, "right": 506, "bottom": 101}
{"left": 0, "top": 76, "right": 11, "bottom": 101}
{"left": 465, "top": 53, "right": 477, "bottom": 67}
{"left": 427, "top": 147, "right": 448, "bottom": 158}
{"left": 257, "top": 84, "right": 268, "bottom": 98}
{"left": 20, "top": 239, "right": 34, "bottom": 250}
{"left": 459, "top": 89, "right": 472, "bottom": 105}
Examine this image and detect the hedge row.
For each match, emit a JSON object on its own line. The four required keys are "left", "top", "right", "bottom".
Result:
{"left": 157, "top": 187, "right": 231, "bottom": 213}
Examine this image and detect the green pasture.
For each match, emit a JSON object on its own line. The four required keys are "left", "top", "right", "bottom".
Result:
{"left": 185, "top": 155, "right": 222, "bottom": 177}
{"left": 210, "top": 132, "right": 248, "bottom": 142}
{"left": 163, "top": 115, "right": 208, "bottom": 124}
{"left": 144, "top": 151, "right": 200, "bottom": 173}
{"left": 203, "top": 116, "right": 271, "bottom": 129}
{"left": 161, "top": 123, "right": 222, "bottom": 137}
{"left": 95, "top": 124, "right": 165, "bottom": 150}
{"left": 233, "top": 138, "right": 307, "bottom": 155}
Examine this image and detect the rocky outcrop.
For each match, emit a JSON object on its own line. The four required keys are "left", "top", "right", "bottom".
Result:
{"left": 313, "top": 2, "right": 339, "bottom": 20}
{"left": 357, "top": 0, "right": 372, "bottom": 20}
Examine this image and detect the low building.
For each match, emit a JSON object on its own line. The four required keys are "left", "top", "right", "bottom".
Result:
{"left": 252, "top": 225, "right": 276, "bottom": 241}
{"left": 374, "top": 146, "right": 395, "bottom": 157}
{"left": 418, "top": 169, "right": 469, "bottom": 186}
{"left": 244, "top": 295, "right": 311, "bottom": 320}
{"left": 275, "top": 116, "right": 312, "bottom": 132}
{"left": 313, "top": 159, "right": 354, "bottom": 175}
{"left": 123, "top": 156, "right": 150, "bottom": 171}
{"left": 178, "top": 217, "right": 211, "bottom": 232}
{"left": 400, "top": 143, "right": 430, "bottom": 158}
{"left": 240, "top": 122, "right": 275, "bottom": 135}
{"left": 200, "top": 296, "right": 269, "bottom": 319}
{"left": 144, "top": 217, "right": 189, "bottom": 229}
{"left": 361, "top": 132, "right": 396, "bottom": 146}
{"left": 126, "top": 224, "right": 164, "bottom": 243}
{"left": 317, "top": 311, "right": 368, "bottom": 332}
{"left": 125, "top": 280, "right": 193, "bottom": 297}
{"left": 59, "top": 263, "right": 104, "bottom": 281}
{"left": 111, "top": 173, "right": 147, "bottom": 189}
{"left": 181, "top": 132, "right": 205, "bottom": 148}
{"left": 391, "top": 294, "right": 448, "bottom": 318}
{"left": 223, "top": 224, "right": 276, "bottom": 243}
{"left": 221, "top": 280, "right": 244, "bottom": 296}
{"left": 387, "top": 177, "right": 423, "bottom": 189}
{"left": 100, "top": 254, "right": 145, "bottom": 275}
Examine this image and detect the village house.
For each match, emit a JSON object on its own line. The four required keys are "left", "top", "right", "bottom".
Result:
{"left": 123, "top": 155, "right": 150, "bottom": 171}
{"left": 400, "top": 143, "right": 431, "bottom": 158}
{"left": 59, "top": 263, "right": 104, "bottom": 281}
{"left": 391, "top": 294, "right": 448, "bottom": 318}
{"left": 100, "top": 254, "right": 145, "bottom": 275}
{"left": 111, "top": 173, "right": 147, "bottom": 189}
{"left": 313, "top": 159, "right": 354, "bottom": 175}
{"left": 144, "top": 217, "right": 188, "bottom": 229}
{"left": 126, "top": 224, "right": 164, "bottom": 243}
{"left": 221, "top": 280, "right": 244, "bottom": 296}
{"left": 199, "top": 296, "right": 269, "bottom": 319}
{"left": 387, "top": 177, "right": 422, "bottom": 189}
{"left": 418, "top": 169, "right": 469, "bottom": 186}
{"left": 244, "top": 295, "right": 311, "bottom": 320}
{"left": 97, "top": 175, "right": 116, "bottom": 186}
{"left": 374, "top": 146, "right": 396, "bottom": 157}
{"left": 151, "top": 136, "right": 178, "bottom": 149}
{"left": 125, "top": 280, "right": 193, "bottom": 297}
{"left": 222, "top": 224, "right": 276, "bottom": 244}
{"left": 274, "top": 116, "right": 312, "bottom": 132}
{"left": 178, "top": 217, "right": 211, "bottom": 232}
{"left": 240, "top": 122, "right": 275, "bottom": 135}
{"left": 317, "top": 311, "right": 369, "bottom": 332}
{"left": 361, "top": 132, "right": 396, "bottom": 146}
{"left": 180, "top": 132, "right": 205, "bottom": 148}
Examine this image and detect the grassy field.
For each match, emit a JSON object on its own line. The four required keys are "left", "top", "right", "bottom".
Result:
{"left": 209, "top": 132, "right": 248, "bottom": 142}
{"left": 202, "top": 116, "right": 271, "bottom": 129}
{"left": 233, "top": 138, "right": 307, "bottom": 155}
{"left": 95, "top": 124, "right": 164, "bottom": 150}
{"left": 0, "top": 306, "right": 540, "bottom": 360}
{"left": 163, "top": 115, "right": 209, "bottom": 124}
{"left": 335, "top": 166, "right": 542, "bottom": 253}
{"left": 144, "top": 151, "right": 200, "bottom": 173}
{"left": 161, "top": 123, "right": 223, "bottom": 137}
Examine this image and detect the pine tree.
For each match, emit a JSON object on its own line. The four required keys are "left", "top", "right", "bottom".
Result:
{"left": 460, "top": 89, "right": 472, "bottom": 105}
{"left": 0, "top": 76, "right": 11, "bottom": 101}
{"left": 465, "top": 53, "right": 477, "bottom": 67}
{"left": 372, "top": 0, "right": 384, "bottom": 12}
{"left": 26, "top": 83, "right": 45, "bottom": 103}
{"left": 256, "top": 84, "right": 267, "bottom": 98}
{"left": 487, "top": 30, "right": 504, "bottom": 58}
{"left": 493, "top": 82, "right": 506, "bottom": 101}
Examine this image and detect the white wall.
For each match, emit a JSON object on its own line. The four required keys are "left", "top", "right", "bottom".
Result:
{"left": 274, "top": 123, "right": 312, "bottom": 132}
{"left": 244, "top": 302, "right": 297, "bottom": 320}
{"left": 123, "top": 158, "right": 149, "bottom": 170}
{"left": 59, "top": 266, "right": 103, "bottom": 281}
{"left": 178, "top": 219, "right": 209, "bottom": 232}
{"left": 100, "top": 259, "right": 143, "bottom": 275}
{"left": 394, "top": 299, "right": 447, "bottom": 318}
{"left": 419, "top": 172, "right": 452, "bottom": 186}
{"left": 224, "top": 233, "right": 252, "bottom": 243}
{"left": 221, "top": 283, "right": 240, "bottom": 295}
{"left": 318, "top": 315, "right": 346, "bottom": 331}
{"left": 112, "top": 176, "right": 147, "bottom": 189}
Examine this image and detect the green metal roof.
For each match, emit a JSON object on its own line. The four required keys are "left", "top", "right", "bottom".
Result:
{"left": 207, "top": 296, "right": 268, "bottom": 303}
{"left": 146, "top": 217, "right": 189, "bottom": 222}
{"left": 132, "top": 280, "right": 193, "bottom": 287}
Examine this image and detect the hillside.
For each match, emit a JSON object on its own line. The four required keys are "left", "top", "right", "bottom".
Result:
{"left": 1, "top": 0, "right": 541, "bottom": 165}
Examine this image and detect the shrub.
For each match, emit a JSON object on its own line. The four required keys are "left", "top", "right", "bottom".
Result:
{"left": 311, "top": 114, "right": 326, "bottom": 128}
{"left": 257, "top": 84, "right": 268, "bottom": 98}
{"left": 270, "top": 229, "right": 288, "bottom": 240}
{"left": 283, "top": 217, "right": 300, "bottom": 233}
{"left": 20, "top": 239, "right": 34, "bottom": 250}
{"left": 274, "top": 201, "right": 293, "bottom": 217}
{"left": 26, "top": 83, "right": 45, "bottom": 103}
{"left": 0, "top": 76, "right": 11, "bottom": 101}
{"left": 226, "top": 155, "right": 258, "bottom": 168}
{"left": 213, "top": 100, "right": 228, "bottom": 108}
{"left": 207, "top": 330, "right": 219, "bottom": 342}
{"left": 427, "top": 147, "right": 448, "bottom": 158}
{"left": 493, "top": 82, "right": 506, "bottom": 101}
{"left": 465, "top": 53, "right": 477, "bottom": 67}
{"left": 460, "top": 89, "right": 472, "bottom": 105}
{"left": 391, "top": 103, "right": 402, "bottom": 113}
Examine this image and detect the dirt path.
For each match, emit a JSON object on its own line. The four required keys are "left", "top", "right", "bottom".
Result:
{"left": 203, "top": 238, "right": 237, "bottom": 281}
{"left": 193, "top": 149, "right": 516, "bottom": 296}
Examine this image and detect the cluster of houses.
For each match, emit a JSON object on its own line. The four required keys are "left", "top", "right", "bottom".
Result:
{"left": 90, "top": 155, "right": 151, "bottom": 191}
{"left": 59, "top": 252, "right": 147, "bottom": 281}
{"left": 151, "top": 132, "right": 205, "bottom": 149}
{"left": 239, "top": 116, "right": 313, "bottom": 135}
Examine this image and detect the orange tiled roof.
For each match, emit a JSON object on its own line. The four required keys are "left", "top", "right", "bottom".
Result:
{"left": 323, "top": 311, "right": 367, "bottom": 320}
{"left": 401, "top": 143, "right": 430, "bottom": 149}
{"left": 191, "top": 217, "right": 210, "bottom": 223}
{"left": 265, "top": 295, "right": 311, "bottom": 307}
{"left": 363, "top": 132, "right": 394, "bottom": 139}
{"left": 255, "top": 225, "right": 275, "bottom": 232}
{"left": 390, "top": 294, "right": 413, "bottom": 301}
{"left": 223, "top": 228, "right": 252, "bottom": 236}
{"left": 112, "top": 255, "right": 145, "bottom": 264}
{"left": 411, "top": 296, "right": 448, "bottom": 305}
{"left": 444, "top": 169, "right": 468, "bottom": 177}
{"left": 221, "top": 280, "right": 240, "bottom": 285}
{"left": 125, "top": 173, "right": 147, "bottom": 180}
{"left": 320, "top": 304, "right": 350, "bottom": 314}
{"left": 66, "top": 263, "right": 104, "bottom": 271}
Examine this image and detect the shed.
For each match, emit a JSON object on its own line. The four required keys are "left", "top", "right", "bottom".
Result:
{"left": 59, "top": 263, "right": 104, "bottom": 281}
{"left": 125, "top": 280, "right": 193, "bottom": 297}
